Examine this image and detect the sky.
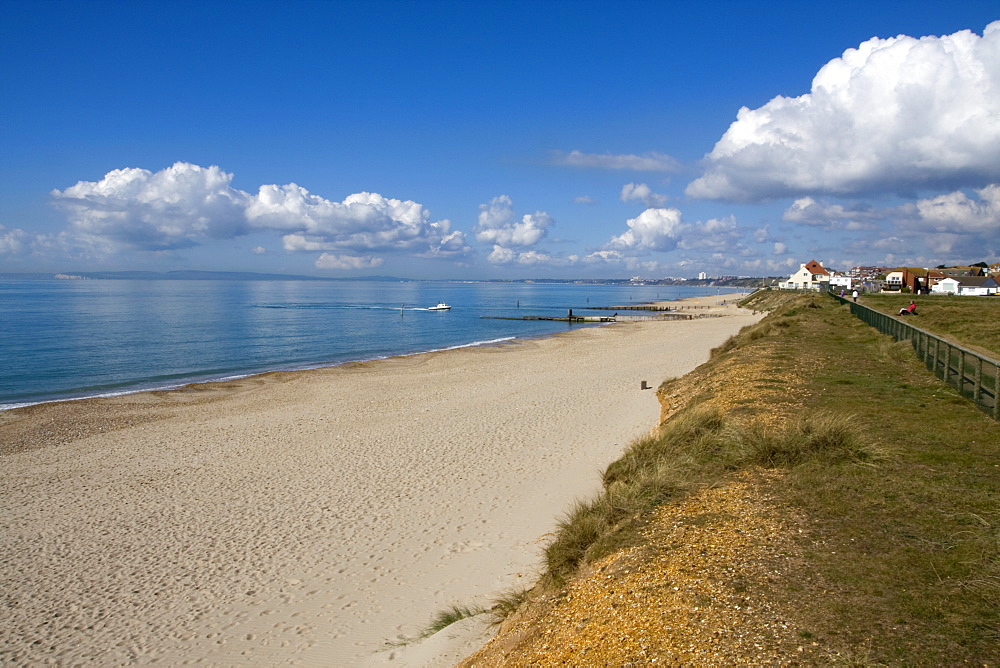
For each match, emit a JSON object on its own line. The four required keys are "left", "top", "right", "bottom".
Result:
{"left": 1, "top": 0, "right": 998, "bottom": 280}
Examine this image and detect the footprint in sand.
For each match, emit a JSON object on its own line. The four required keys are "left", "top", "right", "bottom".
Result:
{"left": 447, "top": 540, "right": 485, "bottom": 553}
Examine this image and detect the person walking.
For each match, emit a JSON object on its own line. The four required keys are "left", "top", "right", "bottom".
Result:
{"left": 852, "top": 289, "right": 859, "bottom": 303}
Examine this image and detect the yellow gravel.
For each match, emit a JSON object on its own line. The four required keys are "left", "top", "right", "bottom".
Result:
{"left": 461, "top": 471, "right": 834, "bottom": 666}
{"left": 462, "top": 305, "right": 835, "bottom": 666}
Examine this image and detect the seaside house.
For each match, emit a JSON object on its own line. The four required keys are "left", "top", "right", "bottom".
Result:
{"left": 931, "top": 276, "right": 999, "bottom": 296}
{"left": 955, "top": 276, "right": 999, "bottom": 295}
{"left": 932, "top": 278, "right": 962, "bottom": 295}
{"left": 879, "top": 267, "right": 946, "bottom": 294}
{"left": 884, "top": 270, "right": 904, "bottom": 291}
{"left": 923, "top": 269, "right": 947, "bottom": 292}
{"left": 779, "top": 260, "right": 831, "bottom": 291}
{"left": 900, "top": 267, "right": 944, "bottom": 293}
{"left": 828, "top": 272, "right": 853, "bottom": 290}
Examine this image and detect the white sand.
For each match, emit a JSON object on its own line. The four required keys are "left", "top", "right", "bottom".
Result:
{"left": 0, "top": 298, "right": 760, "bottom": 666}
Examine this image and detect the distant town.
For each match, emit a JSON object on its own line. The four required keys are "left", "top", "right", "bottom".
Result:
{"left": 772, "top": 260, "right": 1000, "bottom": 296}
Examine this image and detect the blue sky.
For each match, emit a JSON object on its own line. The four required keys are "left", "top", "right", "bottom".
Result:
{"left": 2, "top": 0, "right": 998, "bottom": 279}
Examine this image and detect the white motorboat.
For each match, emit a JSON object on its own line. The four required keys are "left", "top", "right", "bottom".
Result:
{"left": 428, "top": 303, "right": 451, "bottom": 310}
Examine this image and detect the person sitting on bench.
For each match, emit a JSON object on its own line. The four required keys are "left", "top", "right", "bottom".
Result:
{"left": 898, "top": 301, "right": 917, "bottom": 316}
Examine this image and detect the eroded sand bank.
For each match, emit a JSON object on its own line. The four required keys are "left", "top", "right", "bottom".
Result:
{"left": 0, "top": 296, "right": 760, "bottom": 665}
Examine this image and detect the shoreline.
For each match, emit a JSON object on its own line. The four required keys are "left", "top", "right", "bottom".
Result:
{"left": 0, "top": 334, "right": 523, "bottom": 414}
{"left": 1, "top": 294, "right": 759, "bottom": 665}
{"left": 1, "top": 292, "right": 743, "bottom": 413}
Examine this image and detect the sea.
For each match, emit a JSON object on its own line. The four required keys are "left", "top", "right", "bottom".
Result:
{"left": 0, "top": 278, "right": 743, "bottom": 410}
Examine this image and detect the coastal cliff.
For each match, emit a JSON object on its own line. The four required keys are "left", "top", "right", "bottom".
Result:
{"left": 460, "top": 291, "right": 999, "bottom": 665}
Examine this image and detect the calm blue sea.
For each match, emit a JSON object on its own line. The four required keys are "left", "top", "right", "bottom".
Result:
{"left": 0, "top": 279, "right": 741, "bottom": 410}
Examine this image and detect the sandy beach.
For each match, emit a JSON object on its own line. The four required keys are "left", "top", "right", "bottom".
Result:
{"left": 0, "top": 295, "right": 761, "bottom": 666}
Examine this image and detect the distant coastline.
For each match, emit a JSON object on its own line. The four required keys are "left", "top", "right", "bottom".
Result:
{"left": 1, "top": 270, "right": 777, "bottom": 287}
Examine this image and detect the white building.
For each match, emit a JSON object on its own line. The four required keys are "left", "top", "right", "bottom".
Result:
{"left": 779, "top": 260, "right": 831, "bottom": 291}
{"left": 931, "top": 276, "right": 999, "bottom": 296}
{"left": 829, "top": 274, "right": 853, "bottom": 290}
{"left": 884, "top": 271, "right": 904, "bottom": 290}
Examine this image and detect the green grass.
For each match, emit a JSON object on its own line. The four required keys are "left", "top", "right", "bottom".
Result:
{"left": 489, "top": 587, "right": 532, "bottom": 624}
{"left": 386, "top": 602, "right": 488, "bottom": 648}
{"left": 860, "top": 292, "right": 1000, "bottom": 358}
{"left": 518, "top": 292, "right": 999, "bottom": 663}
{"left": 421, "top": 604, "right": 487, "bottom": 638}
{"left": 541, "top": 405, "right": 880, "bottom": 587}
{"left": 766, "top": 294, "right": 1000, "bottom": 663}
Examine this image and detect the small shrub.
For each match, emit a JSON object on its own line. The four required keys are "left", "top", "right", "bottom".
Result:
{"left": 733, "top": 412, "right": 875, "bottom": 468}
{"left": 544, "top": 500, "right": 609, "bottom": 584}
{"left": 490, "top": 587, "right": 531, "bottom": 624}
{"left": 422, "top": 604, "right": 486, "bottom": 637}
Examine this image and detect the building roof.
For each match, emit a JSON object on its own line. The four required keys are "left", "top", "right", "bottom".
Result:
{"left": 954, "top": 276, "right": 990, "bottom": 287}
{"left": 940, "top": 266, "right": 985, "bottom": 277}
{"left": 804, "top": 260, "right": 829, "bottom": 276}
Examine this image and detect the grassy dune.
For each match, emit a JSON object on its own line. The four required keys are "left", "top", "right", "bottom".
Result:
{"left": 465, "top": 290, "right": 999, "bottom": 665}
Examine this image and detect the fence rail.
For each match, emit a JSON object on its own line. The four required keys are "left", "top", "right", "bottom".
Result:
{"left": 829, "top": 292, "right": 999, "bottom": 420}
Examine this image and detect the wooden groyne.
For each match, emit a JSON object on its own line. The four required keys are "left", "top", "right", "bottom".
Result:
{"left": 481, "top": 315, "right": 618, "bottom": 323}
{"left": 481, "top": 312, "right": 694, "bottom": 323}
{"left": 587, "top": 304, "right": 715, "bottom": 311}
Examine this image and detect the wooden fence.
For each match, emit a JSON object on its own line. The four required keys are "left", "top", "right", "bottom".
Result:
{"left": 830, "top": 293, "right": 999, "bottom": 420}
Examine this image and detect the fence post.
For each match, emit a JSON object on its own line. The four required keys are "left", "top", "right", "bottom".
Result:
{"left": 944, "top": 343, "right": 953, "bottom": 385}
{"left": 994, "top": 362, "right": 1000, "bottom": 420}
{"left": 957, "top": 349, "right": 966, "bottom": 395}
{"left": 973, "top": 356, "right": 983, "bottom": 404}
{"left": 839, "top": 296, "right": 999, "bottom": 420}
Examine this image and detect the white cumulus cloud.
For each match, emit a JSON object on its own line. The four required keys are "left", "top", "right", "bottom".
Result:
{"left": 620, "top": 182, "right": 668, "bottom": 207}
{"left": 687, "top": 22, "right": 1000, "bottom": 201}
{"left": 314, "top": 253, "right": 384, "bottom": 270}
{"left": 52, "top": 162, "right": 250, "bottom": 251}
{"left": 485, "top": 245, "right": 577, "bottom": 266}
{"left": 474, "top": 195, "right": 553, "bottom": 248}
{"left": 606, "top": 208, "right": 684, "bottom": 252}
{"left": 49, "top": 162, "right": 470, "bottom": 263}
{"left": 0, "top": 226, "right": 31, "bottom": 255}
{"left": 247, "top": 186, "right": 467, "bottom": 256}
{"left": 678, "top": 216, "right": 741, "bottom": 252}
{"left": 914, "top": 184, "right": 1000, "bottom": 234}
{"left": 782, "top": 197, "right": 881, "bottom": 230}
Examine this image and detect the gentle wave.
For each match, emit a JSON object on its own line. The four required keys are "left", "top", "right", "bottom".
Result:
{"left": 0, "top": 335, "right": 521, "bottom": 412}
